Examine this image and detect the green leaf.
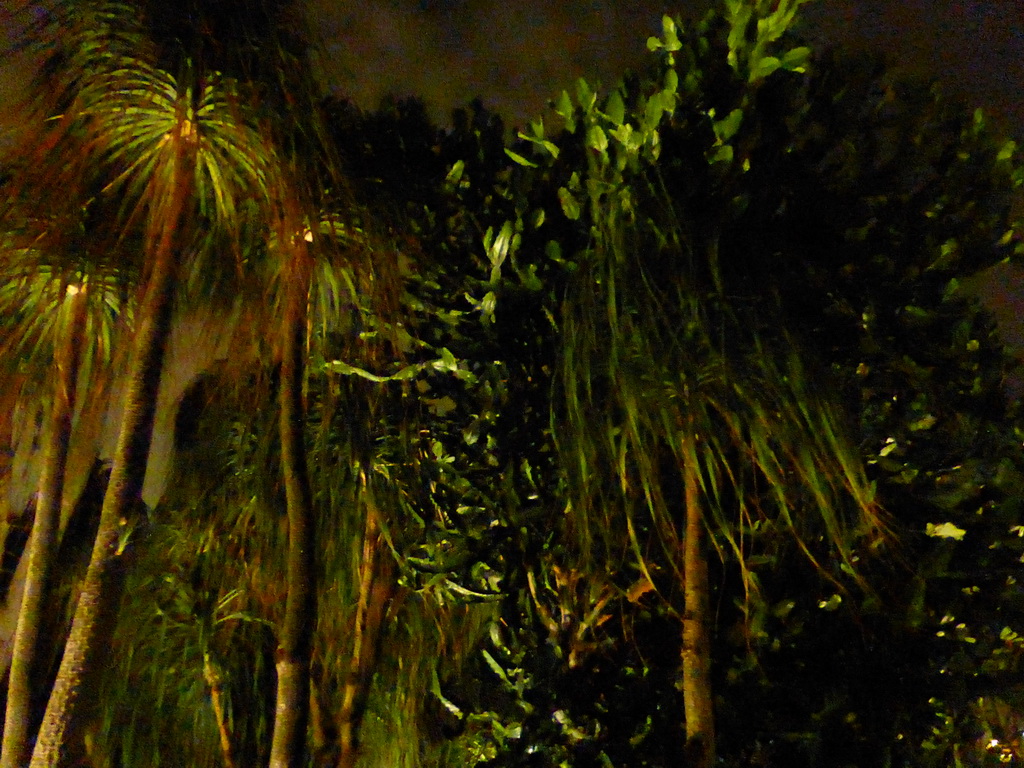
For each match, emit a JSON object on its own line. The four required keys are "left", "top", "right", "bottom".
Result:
{"left": 433, "top": 347, "right": 459, "bottom": 373}
{"left": 726, "top": 1, "right": 752, "bottom": 69}
{"left": 818, "top": 594, "right": 842, "bottom": 611}
{"left": 481, "top": 290, "right": 497, "bottom": 319}
{"left": 488, "top": 220, "right": 515, "bottom": 269}
{"left": 505, "top": 148, "right": 537, "bottom": 168}
{"left": 605, "top": 90, "right": 625, "bottom": 126}
{"left": 555, "top": 89, "right": 576, "bottom": 132}
{"left": 644, "top": 98, "right": 662, "bottom": 132}
{"left": 780, "top": 46, "right": 811, "bottom": 73}
{"left": 576, "top": 78, "right": 596, "bottom": 111}
{"left": 663, "top": 67, "right": 679, "bottom": 97}
{"left": 546, "top": 239, "right": 563, "bottom": 263}
{"left": 645, "top": 92, "right": 672, "bottom": 131}
{"left": 926, "top": 522, "right": 967, "bottom": 541}
{"left": 750, "top": 55, "right": 781, "bottom": 81}
{"left": 517, "top": 129, "right": 561, "bottom": 159}
{"left": 325, "top": 359, "right": 394, "bottom": 382}
{"left": 973, "top": 107, "right": 985, "bottom": 133}
{"left": 445, "top": 159, "right": 465, "bottom": 186}
{"left": 713, "top": 108, "right": 744, "bottom": 143}
{"left": 481, "top": 649, "right": 512, "bottom": 687}
{"left": 518, "top": 263, "right": 543, "bottom": 291}
{"left": 909, "top": 414, "right": 937, "bottom": 431}
{"left": 611, "top": 123, "right": 640, "bottom": 153}
{"left": 943, "top": 277, "right": 961, "bottom": 301}
{"left": 559, "top": 187, "right": 581, "bottom": 220}
{"left": 707, "top": 144, "right": 734, "bottom": 165}
{"left": 661, "top": 15, "right": 682, "bottom": 52}
{"left": 587, "top": 125, "right": 609, "bottom": 154}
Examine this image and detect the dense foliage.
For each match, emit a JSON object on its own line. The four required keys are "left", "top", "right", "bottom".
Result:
{"left": 1, "top": 0, "right": 1022, "bottom": 766}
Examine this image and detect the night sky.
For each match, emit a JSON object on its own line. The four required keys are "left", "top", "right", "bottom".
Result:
{"left": 294, "top": 0, "right": 1024, "bottom": 134}
{"left": 2, "top": 1, "right": 1022, "bottom": 134}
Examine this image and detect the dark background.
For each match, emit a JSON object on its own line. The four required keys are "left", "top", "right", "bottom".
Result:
{"left": 2, "top": 1, "right": 1022, "bottom": 133}
{"left": 306, "top": 0, "right": 1024, "bottom": 134}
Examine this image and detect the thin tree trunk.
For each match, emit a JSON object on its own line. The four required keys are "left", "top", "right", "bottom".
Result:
{"left": 203, "top": 650, "right": 238, "bottom": 768}
{"left": 269, "top": 238, "right": 316, "bottom": 768}
{"left": 1, "top": 287, "right": 87, "bottom": 768}
{"left": 310, "top": 664, "right": 338, "bottom": 765}
{"left": 30, "top": 168, "right": 188, "bottom": 768}
{"left": 336, "top": 487, "right": 395, "bottom": 768}
{"left": 681, "top": 436, "right": 715, "bottom": 768}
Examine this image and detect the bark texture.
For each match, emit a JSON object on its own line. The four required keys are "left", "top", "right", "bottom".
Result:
{"left": 1, "top": 288, "right": 87, "bottom": 768}
{"left": 681, "top": 439, "right": 715, "bottom": 768}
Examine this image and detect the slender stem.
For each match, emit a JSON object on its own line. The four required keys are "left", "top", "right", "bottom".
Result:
{"left": 203, "top": 651, "right": 237, "bottom": 768}
{"left": 681, "top": 433, "right": 715, "bottom": 768}
{"left": 337, "top": 481, "right": 395, "bottom": 768}
{"left": 269, "top": 235, "right": 316, "bottom": 768}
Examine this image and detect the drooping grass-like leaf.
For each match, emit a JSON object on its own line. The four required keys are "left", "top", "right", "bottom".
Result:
{"left": 553, "top": 109, "right": 887, "bottom": 608}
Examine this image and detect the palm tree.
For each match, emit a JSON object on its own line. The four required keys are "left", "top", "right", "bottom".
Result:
{"left": 12, "top": 3, "right": 398, "bottom": 763}
{"left": 1, "top": 273, "right": 85, "bottom": 767}
{"left": 20, "top": 5, "right": 275, "bottom": 764}
{"left": 146, "top": 2, "right": 382, "bottom": 758}
{"left": 263, "top": 197, "right": 395, "bottom": 767}
{"left": 0, "top": 193, "right": 126, "bottom": 768}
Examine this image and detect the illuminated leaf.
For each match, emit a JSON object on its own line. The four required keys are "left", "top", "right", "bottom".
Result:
{"left": 713, "top": 108, "right": 744, "bottom": 143}
{"left": 780, "top": 46, "right": 811, "bottom": 73}
{"left": 750, "top": 55, "right": 781, "bottom": 81}
{"left": 605, "top": 90, "right": 625, "bottom": 126}
{"left": 926, "top": 522, "right": 967, "bottom": 540}
{"left": 587, "top": 125, "right": 608, "bottom": 154}
{"left": 558, "top": 187, "right": 581, "bottom": 220}
{"left": 818, "top": 594, "right": 842, "bottom": 611}
{"left": 661, "top": 15, "right": 682, "bottom": 52}
{"left": 505, "top": 148, "right": 537, "bottom": 168}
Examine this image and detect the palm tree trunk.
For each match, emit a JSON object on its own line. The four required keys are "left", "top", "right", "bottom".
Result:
{"left": 269, "top": 241, "right": 317, "bottom": 768}
{"left": 681, "top": 436, "right": 715, "bottom": 768}
{"left": 1, "top": 287, "right": 87, "bottom": 768}
{"left": 336, "top": 489, "right": 395, "bottom": 768}
{"left": 30, "top": 169, "right": 189, "bottom": 768}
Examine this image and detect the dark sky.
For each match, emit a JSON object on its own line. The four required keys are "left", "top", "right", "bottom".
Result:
{"left": 297, "top": 0, "right": 1024, "bottom": 134}
{"left": 2, "top": 1, "right": 1022, "bottom": 134}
